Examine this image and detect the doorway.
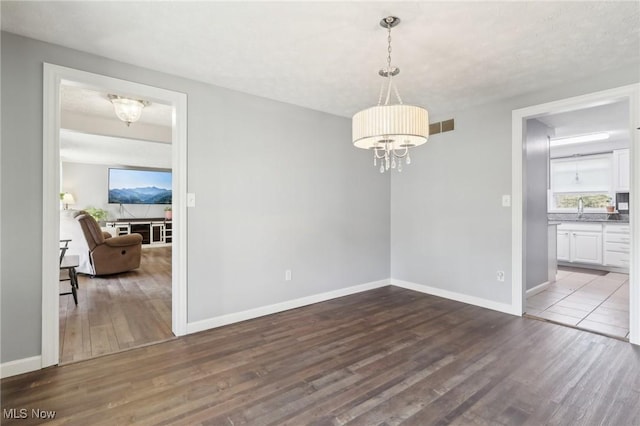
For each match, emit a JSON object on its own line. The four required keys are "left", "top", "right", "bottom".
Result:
{"left": 524, "top": 101, "right": 631, "bottom": 339}
{"left": 42, "top": 64, "right": 187, "bottom": 368}
{"left": 511, "top": 84, "right": 639, "bottom": 344}
{"left": 58, "top": 84, "right": 175, "bottom": 362}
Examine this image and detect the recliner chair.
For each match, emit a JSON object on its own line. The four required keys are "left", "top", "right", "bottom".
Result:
{"left": 76, "top": 213, "right": 143, "bottom": 276}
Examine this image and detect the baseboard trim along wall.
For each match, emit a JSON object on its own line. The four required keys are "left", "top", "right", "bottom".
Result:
{"left": 526, "top": 280, "right": 552, "bottom": 298}
{"left": 5, "top": 278, "right": 520, "bottom": 377}
{"left": 391, "top": 278, "right": 518, "bottom": 316}
{"left": 186, "top": 279, "right": 391, "bottom": 334}
{"left": 0, "top": 356, "right": 42, "bottom": 379}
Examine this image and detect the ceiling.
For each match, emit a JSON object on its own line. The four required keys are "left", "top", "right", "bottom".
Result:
{"left": 2, "top": 1, "right": 639, "bottom": 118}
{"left": 538, "top": 100, "right": 630, "bottom": 141}
{"left": 59, "top": 85, "right": 172, "bottom": 167}
{"left": 537, "top": 100, "right": 630, "bottom": 157}
{"left": 60, "top": 85, "right": 172, "bottom": 127}
{"left": 60, "top": 129, "right": 172, "bottom": 169}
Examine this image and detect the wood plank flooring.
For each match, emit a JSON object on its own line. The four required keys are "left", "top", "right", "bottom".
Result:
{"left": 4, "top": 286, "right": 640, "bottom": 425}
{"left": 59, "top": 246, "right": 173, "bottom": 364}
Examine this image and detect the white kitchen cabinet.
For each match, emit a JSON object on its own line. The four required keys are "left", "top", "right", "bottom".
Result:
{"left": 570, "top": 231, "right": 603, "bottom": 264}
{"left": 557, "top": 230, "right": 570, "bottom": 262}
{"left": 556, "top": 222, "right": 628, "bottom": 271}
{"left": 604, "top": 224, "right": 630, "bottom": 269}
{"left": 557, "top": 223, "right": 603, "bottom": 265}
{"left": 613, "top": 149, "right": 630, "bottom": 192}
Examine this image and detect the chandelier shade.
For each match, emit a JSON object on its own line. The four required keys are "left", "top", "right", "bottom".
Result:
{"left": 352, "top": 104, "right": 429, "bottom": 150}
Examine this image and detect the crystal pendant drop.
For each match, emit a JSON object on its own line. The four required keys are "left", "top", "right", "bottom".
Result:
{"left": 398, "top": 160, "right": 403, "bottom": 172}
{"left": 380, "top": 163, "right": 385, "bottom": 173}
{"left": 374, "top": 155, "right": 377, "bottom": 167}
{"left": 391, "top": 157, "right": 396, "bottom": 169}
{"left": 406, "top": 153, "right": 411, "bottom": 165}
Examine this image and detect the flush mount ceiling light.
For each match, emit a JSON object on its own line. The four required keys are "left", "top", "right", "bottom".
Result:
{"left": 352, "top": 16, "right": 429, "bottom": 173}
{"left": 549, "top": 132, "right": 610, "bottom": 147}
{"left": 108, "top": 94, "right": 150, "bottom": 127}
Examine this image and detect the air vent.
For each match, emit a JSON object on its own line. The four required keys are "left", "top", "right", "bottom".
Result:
{"left": 429, "top": 118, "right": 455, "bottom": 135}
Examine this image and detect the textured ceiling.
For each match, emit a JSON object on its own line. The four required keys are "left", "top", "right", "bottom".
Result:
{"left": 2, "top": 2, "right": 639, "bottom": 117}
{"left": 537, "top": 101, "right": 629, "bottom": 141}
{"left": 60, "top": 85, "right": 172, "bottom": 127}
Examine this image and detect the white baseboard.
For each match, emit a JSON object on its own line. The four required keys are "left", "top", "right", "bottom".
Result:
{"left": 6, "top": 279, "right": 519, "bottom": 375}
{"left": 526, "top": 280, "right": 552, "bottom": 297}
{"left": 186, "top": 279, "right": 391, "bottom": 334}
{"left": 391, "top": 278, "right": 519, "bottom": 316}
{"left": 0, "top": 355, "right": 42, "bottom": 379}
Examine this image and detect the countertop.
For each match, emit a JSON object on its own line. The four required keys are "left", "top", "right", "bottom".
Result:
{"left": 548, "top": 213, "right": 629, "bottom": 224}
{"left": 551, "top": 219, "right": 629, "bottom": 223}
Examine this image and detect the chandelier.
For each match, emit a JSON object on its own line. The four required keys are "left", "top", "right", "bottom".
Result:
{"left": 108, "top": 94, "right": 150, "bottom": 127}
{"left": 352, "top": 16, "right": 429, "bottom": 173}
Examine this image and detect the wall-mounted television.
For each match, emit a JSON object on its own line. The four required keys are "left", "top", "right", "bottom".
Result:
{"left": 108, "top": 168, "right": 172, "bottom": 204}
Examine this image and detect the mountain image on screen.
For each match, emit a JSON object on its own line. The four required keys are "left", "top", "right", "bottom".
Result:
{"left": 109, "top": 186, "right": 172, "bottom": 204}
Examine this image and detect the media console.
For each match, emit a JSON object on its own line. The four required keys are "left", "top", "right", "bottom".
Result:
{"left": 105, "top": 218, "right": 172, "bottom": 246}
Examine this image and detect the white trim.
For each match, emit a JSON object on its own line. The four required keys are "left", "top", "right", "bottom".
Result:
{"left": 526, "top": 280, "right": 552, "bottom": 297}
{"left": 512, "top": 83, "right": 640, "bottom": 345}
{"left": 42, "top": 64, "right": 188, "bottom": 367}
{"left": 511, "top": 109, "right": 525, "bottom": 316}
{"left": 629, "top": 87, "right": 640, "bottom": 344}
{"left": 187, "top": 279, "right": 390, "bottom": 334}
{"left": 0, "top": 356, "right": 42, "bottom": 379}
{"left": 42, "top": 64, "right": 60, "bottom": 368}
{"left": 391, "top": 279, "right": 519, "bottom": 316}
{"left": 172, "top": 82, "right": 188, "bottom": 337}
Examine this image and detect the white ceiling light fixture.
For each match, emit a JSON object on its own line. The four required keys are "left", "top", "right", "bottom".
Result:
{"left": 108, "top": 94, "right": 150, "bottom": 127}
{"left": 549, "top": 132, "right": 610, "bottom": 147}
{"left": 352, "top": 16, "right": 429, "bottom": 173}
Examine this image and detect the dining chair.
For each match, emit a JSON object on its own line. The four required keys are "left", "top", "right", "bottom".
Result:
{"left": 60, "top": 239, "right": 79, "bottom": 305}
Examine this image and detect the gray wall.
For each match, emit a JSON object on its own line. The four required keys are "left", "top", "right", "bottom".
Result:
{"left": 0, "top": 32, "right": 391, "bottom": 363}
{"left": 390, "top": 102, "right": 514, "bottom": 303}
{"left": 61, "top": 162, "right": 168, "bottom": 221}
{"left": 391, "top": 64, "right": 639, "bottom": 305}
{"left": 525, "top": 119, "right": 554, "bottom": 290}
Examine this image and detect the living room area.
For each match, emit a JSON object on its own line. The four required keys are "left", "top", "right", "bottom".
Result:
{"left": 58, "top": 84, "right": 176, "bottom": 363}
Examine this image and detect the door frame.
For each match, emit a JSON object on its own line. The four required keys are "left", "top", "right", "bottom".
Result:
{"left": 512, "top": 83, "right": 639, "bottom": 344}
{"left": 42, "top": 64, "right": 188, "bottom": 367}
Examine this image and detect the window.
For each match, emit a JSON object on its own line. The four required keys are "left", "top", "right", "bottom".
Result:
{"left": 549, "top": 154, "right": 612, "bottom": 212}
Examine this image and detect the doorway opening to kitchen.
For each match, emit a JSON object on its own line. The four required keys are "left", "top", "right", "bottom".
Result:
{"left": 513, "top": 84, "right": 638, "bottom": 344}
{"left": 524, "top": 100, "right": 631, "bottom": 339}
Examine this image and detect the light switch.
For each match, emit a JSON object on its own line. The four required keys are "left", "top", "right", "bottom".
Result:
{"left": 502, "top": 195, "right": 511, "bottom": 207}
{"left": 187, "top": 193, "right": 196, "bottom": 207}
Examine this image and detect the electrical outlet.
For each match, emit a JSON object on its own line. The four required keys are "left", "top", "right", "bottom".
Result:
{"left": 285, "top": 270, "right": 292, "bottom": 281}
{"left": 497, "top": 270, "right": 505, "bottom": 282}
{"left": 502, "top": 195, "right": 511, "bottom": 207}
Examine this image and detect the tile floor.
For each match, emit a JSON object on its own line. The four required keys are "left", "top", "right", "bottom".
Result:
{"left": 526, "top": 267, "right": 629, "bottom": 339}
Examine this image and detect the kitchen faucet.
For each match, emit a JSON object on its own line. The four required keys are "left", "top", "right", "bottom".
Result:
{"left": 577, "top": 197, "right": 584, "bottom": 218}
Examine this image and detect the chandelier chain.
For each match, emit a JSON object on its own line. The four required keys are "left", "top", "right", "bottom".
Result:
{"left": 387, "top": 24, "right": 392, "bottom": 71}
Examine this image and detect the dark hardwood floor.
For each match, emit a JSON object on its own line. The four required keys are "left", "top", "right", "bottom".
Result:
{"left": 3, "top": 286, "right": 640, "bottom": 425}
{"left": 59, "top": 246, "right": 173, "bottom": 364}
